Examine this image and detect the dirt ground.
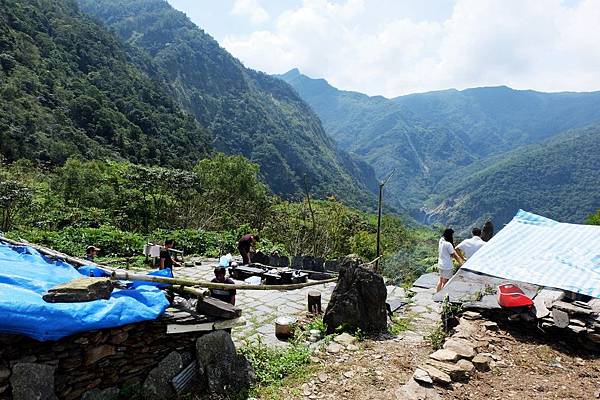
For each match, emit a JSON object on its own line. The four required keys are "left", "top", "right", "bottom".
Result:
{"left": 445, "top": 326, "right": 600, "bottom": 400}
{"left": 255, "top": 323, "right": 600, "bottom": 400}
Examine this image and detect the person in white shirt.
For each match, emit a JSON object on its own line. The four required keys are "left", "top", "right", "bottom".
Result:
{"left": 456, "top": 228, "right": 486, "bottom": 260}
{"left": 437, "top": 228, "right": 465, "bottom": 292}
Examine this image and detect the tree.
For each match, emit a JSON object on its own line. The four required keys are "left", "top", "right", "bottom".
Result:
{"left": 0, "top": 178, "right": 32, "bottom": 231}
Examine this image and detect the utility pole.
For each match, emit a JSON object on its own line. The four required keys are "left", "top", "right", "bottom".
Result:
{"left": 375, "top": 169, "right": 395, "bottom": 273}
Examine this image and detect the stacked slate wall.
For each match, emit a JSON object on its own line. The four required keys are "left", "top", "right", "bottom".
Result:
{"left": 0, "top": 313, "right": 237, "bottom": 400}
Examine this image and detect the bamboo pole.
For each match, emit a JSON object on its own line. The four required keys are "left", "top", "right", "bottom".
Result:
{"left": 112, "top": 270, "right": 338, "bottom": 291}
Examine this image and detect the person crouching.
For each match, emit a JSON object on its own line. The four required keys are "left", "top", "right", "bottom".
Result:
{"left": 210, "top": 266, "right": 236, "bottom": 305}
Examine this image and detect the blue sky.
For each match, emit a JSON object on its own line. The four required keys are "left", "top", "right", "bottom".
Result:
{"left": 167, "top": 0, "right": 599, "bottom": 97}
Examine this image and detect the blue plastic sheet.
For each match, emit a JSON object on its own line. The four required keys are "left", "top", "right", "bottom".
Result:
{"left": 0, "top": 242, "right": 169, "bottom": 341}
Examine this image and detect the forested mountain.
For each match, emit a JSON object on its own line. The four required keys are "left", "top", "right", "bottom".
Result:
{"left": 0, "top": 0, "right": 210, "bottom": 168}
{"left": 426, "top": 124, "right": 600, "bottom": 228}
{"left": 280, "top": 69, "right": 600, "bottom": 227}
{"left": 77, "top": 0, "right": 377, "bottom": 205}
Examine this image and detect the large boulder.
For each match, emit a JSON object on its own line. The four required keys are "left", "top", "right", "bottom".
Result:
{"left": 323, "top": 255, "right": 387, "bottom": 334}
{"left": 11, "top": 363, "right": 57, "bottom": 400}
{"left": 142, "top": 351, "right": 183, "bottom": 400}
{"left": 196, "top": 331, "right": 254, "bottom": 395}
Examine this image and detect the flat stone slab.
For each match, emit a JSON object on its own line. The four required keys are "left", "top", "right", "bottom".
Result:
{"left": 443, "top": 338, "right": 476, "bottom": 359}
{"left": 413, "top": 273, "right": 439, "bottom": 289}
{"left": 429, "top": 349, "right": 459, "bottom": 362}
{"left": 419, "top": 365, "right": 451, "bottom": 385}
{"left": 413, "top": 368, "right": 433, "bottom": 385}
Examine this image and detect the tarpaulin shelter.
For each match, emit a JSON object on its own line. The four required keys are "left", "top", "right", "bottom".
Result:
{"left": 0, "top": 241, "right": 170, "bottom": 341}
{"left": 459, "top": 209, "right": 600, "bottom": 299}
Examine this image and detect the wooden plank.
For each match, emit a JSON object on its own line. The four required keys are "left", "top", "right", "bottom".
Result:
{"left": 166, "top": 323, "right": 214, "bottom": 334}
{"left": 43, "top": 277, "right": 114, "bottom": 303}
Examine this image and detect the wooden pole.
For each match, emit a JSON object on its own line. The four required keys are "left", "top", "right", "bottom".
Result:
{"left": 374, "top": 169, "right": 395, "bottom": 273}
{"left": 307, "top": 290, "right": 322, "bottom": 314}
{"left": 112, "top": 270, "right": 337, "bottom": 291}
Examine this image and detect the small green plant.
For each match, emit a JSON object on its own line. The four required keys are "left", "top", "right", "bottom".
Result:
{"left": 239, "top": 337, "right": 312, "bottom": 387}
{"left": 425, "top": 323, "right": 448, "bottom": 350}
{"left": 306, "top": 315, "right": 327, "bottom": 337}
{"left": 389, "top": 314, "right": 413, "bottom": 335}
{"left": 355, "top": 328, "right": 366, "bottom": 342}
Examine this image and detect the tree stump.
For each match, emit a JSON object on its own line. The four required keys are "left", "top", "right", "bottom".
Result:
{"left": 308, "top": 291, "right": 322, "bottom": 314}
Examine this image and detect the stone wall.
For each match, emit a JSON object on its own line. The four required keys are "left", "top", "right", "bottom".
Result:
{"left": 0, "top": 309, "right": 249, "bottom": 400}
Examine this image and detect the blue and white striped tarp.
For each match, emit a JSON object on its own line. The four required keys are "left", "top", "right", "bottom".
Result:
{"left": 462, "top": 209, "right": 600, "bottom": 299}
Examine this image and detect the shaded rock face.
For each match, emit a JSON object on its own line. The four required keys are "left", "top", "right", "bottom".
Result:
{"left": 10, "top": 363, "right": 57, "bottom": 400}
{"left": 195, "top": 331, "right": 254, "bottom": 395}
{"left": 143, "top": 351, "right": 183, "bottom": 400}
{"left": 323, "top": 255, "right": 387, "bottom": 334}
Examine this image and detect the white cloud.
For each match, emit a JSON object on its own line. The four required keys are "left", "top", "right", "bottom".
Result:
{"left": 231, "top": 0, "right": 270, "bottom": 24}
{"left": 222, "top": 0, "right": 600, "bottom": 96}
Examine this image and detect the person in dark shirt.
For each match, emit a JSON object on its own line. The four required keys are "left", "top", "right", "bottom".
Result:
{"left": 159, "top": 239, "right": 181, "bottom": 270}
{"left": 237, "top": 234, "right": 259, "bottom": 265}
{"left": 210, "top": 267, "right": 236, "bottom": 305}
{"left": 85, "top": 246, "right": 100, "bottom": 262}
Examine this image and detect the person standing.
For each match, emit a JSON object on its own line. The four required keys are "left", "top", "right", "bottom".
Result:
{"left": 456, "top": 227, "right": 486, "bottom": 260}
{"left": 437, "top": 228, "right": 464, "bottom": 292}
{"left": 237, "top": 234, "right": 259, "bottom": 265}
{"left": 210, "top": 266, "right": 236, "bottom": 305}
{"left": 159, "top": 239, "right": 181, "bottom": 270}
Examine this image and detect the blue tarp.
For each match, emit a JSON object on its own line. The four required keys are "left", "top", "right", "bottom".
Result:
{"left": 463, "top": 209, "right": 600, "bottom": 299}
{"left": 0, "top": 242, "right": 170, "bottom": 341}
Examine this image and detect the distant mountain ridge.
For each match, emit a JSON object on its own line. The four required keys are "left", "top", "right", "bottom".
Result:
{"left": 78, "top": 1, "right": 378, "bottom": 207}
{"left": 279, "top": 69, "right": 600, "bottom": 228}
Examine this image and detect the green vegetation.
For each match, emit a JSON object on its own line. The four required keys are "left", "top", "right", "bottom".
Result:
{"left": 239, "top": 338, "right": 313, "bottom": 396}
{"left": 0, "top": 0, "right": 210, "bottom": 168}
{"left": 77, "top": 0, "right": 377, "bottom": 208}
{"left": 424, "top": 324, "right": 448, "bottom": 351}
{"left": 586, "top": 209, "right": 600, "bottom": 225}
{"left": 429, "top": 125, "right": 600, "bottom": 230}
{"left": 389, "top": 314, "right": 414, "bottom": 336}
{"left": 280, "top": 69, "right": 600, "bottom": 229}
{"left": 1, "top": 155, "right": 424, "bottom": 269}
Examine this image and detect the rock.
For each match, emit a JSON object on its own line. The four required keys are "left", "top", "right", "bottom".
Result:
{"left": 429, "top": 349, "right": 459, "bottom": 362}
{"left": 343, "top": 371, "right": 355, "bottom": 378}
{"left": 443, "top": 338, "right": 476, "bottom": 359}
{"left": 85, "top": 345, "right": 116, "bottom": 365}
{"left": 43, "top": 277, "right": 114, "bottom": 303}
{"left": 318, "top": 373, "right": 328, "bottom": 383}
{"left": 456, "top": 359, "right": 475, "bottom": 374}
{"left": 425, "top": 359, "right": 468, "bottom": 381}
{"left": 143, "top": 351, "right": 183, "bottom": 400}
{"left": 483, "top": 321, "right": 498, "bottom": 331}
{"left": 395, "top": 379, "right": 442, "bottom": 400}
{"left": 196, "top": 331, "right": 254, "bottom": 394}
{"left": 462, "top": 311, "right": 482, "bottom": 320}
{"left": 326, "top": 342, "right": 344, "bottom": 354}
{"left": 552, "top": 309, "right": 570, "bottom": 328}
{"left": 0, "top": 367, "right": 10, "bottom": 381}
{"left": 11, "top": 363, "right": 57, "bottom": 400}
{"left": 346, "top": 344, "right": 359, "bottom": 352}
{"left": 472, "top": 354, "right": 492, "bottom": 372}
{"left": 419, "top": 365, "right": 451, "bottom": 385}
{"left": 334, "top": 332, "right": 357, "bottom": 346}
{"left": 196, "top": 297, "right": 242, "bottom": 319}
{"left": 81, "top": 387, "right": 120, "bottom": 400}
{"left": 323, "top": 255, "right": 387, "bottom": 334}
{"left": 454, "top": 319, "right": 479, "bottom": 339}
{"left": 413, "top": 368, "right": 433, "bottom": 385}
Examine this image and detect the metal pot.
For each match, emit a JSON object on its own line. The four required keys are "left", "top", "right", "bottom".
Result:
{"left": 275, "top": 316, "right": 297, "bottom": 340}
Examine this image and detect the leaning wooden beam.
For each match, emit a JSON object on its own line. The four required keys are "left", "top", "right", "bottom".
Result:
{"left": 112, "top": 270, "right": 338, "bottom": 291}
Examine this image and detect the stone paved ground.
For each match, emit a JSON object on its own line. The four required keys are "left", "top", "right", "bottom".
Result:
{"left": 173, "top": 257, "right": 412, "bottom": 347}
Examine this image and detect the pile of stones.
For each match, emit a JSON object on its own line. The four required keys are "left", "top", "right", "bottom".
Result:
{"left": 398, "top": 312, "right": 505, "bottom": 399}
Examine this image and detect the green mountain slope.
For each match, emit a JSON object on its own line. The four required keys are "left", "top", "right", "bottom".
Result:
{"left": 280, "top": 69, "right": 600, "bottom": 222}
{"left": 0, "top": 0, "right": 210, "bottom": 167}
{"left": 426, "top": 124, "right": 600, "bottom": 229}
{"left": 77, "top": 0, "right": 377, "bottom": 205}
